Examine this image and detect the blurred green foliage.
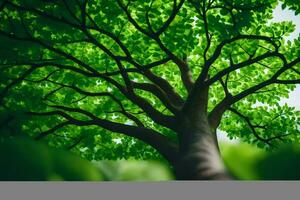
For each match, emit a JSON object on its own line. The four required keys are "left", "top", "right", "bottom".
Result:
{"left": 0, "top": 137, "right": 103, "bottom": 181}
{"left": 221, "top": 142, "right": 267, "bottom": 180}
{"left": 3, "top": 138, "right": 300, "bottom": 181}
{"left": 255, "top": 145, "right": 300, "bottom": 180}
{"left": 0, "top": 137, "right": 173, "bottom": 181}
{"left": 95, "top": 160, "right": 174, "bottom": 181}
{"left": 221, "top": 141, "right": 300, "bottom": 180}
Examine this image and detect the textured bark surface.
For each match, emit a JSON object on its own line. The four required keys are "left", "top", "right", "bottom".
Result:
{"left": 173, "top": 111, "right": 232, "bottom": 180}
{"left": 174, "top": 132, "right": 232, "bottom": 180}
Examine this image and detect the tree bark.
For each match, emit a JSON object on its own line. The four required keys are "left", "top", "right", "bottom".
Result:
{"left": 173, "top": 115, "right": 232, "bottom": 180}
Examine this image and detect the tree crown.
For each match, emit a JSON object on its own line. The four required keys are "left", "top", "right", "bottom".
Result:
{"left": 0, "top": 0, "right": 299, "bottom": 161}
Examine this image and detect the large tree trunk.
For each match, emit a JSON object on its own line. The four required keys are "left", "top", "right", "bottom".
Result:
{"left": 173, "top": 115, "right": 232, "bottom": 180}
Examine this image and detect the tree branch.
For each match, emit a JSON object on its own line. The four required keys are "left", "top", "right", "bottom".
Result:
{"left": 131, "top": 81, "right": 180, "bottom": 114}
{"left": 197, "top": 34, "right": 278, "bottom": 84}
{"left": 0, "top": 66, "right": 37, "bottom": 105}
{"left": 228, "top": 107, "right": 274, "bottom": 147}
{"left": 35, "top": 121, "right": 72, "bottom": 140}
{"left": 208, "top": 56, "right": 300, "bottom": 129}
{"left": 117, "top": 0, "right": 194, "bottom": 92}
{"left": 155, "top": 0, "right": 185, "bottom": 36}
{"left": 28, "top": 108, "right": 179, "bottom": 163}
{"left": 1, "top": 27, "right": 178, "bottom": 128}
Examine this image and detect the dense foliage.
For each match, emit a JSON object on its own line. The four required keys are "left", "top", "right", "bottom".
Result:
{"left": 0, "top": 0, "right": 299, "bottom": 165}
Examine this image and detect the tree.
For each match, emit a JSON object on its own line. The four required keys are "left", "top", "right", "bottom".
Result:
{"left": 0, "top": 0, "right": 299, "bottom": 180}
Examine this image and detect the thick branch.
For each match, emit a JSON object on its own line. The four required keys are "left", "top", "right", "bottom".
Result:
{"left": 28, "top": 108, "right": 179, "bottom": 163}
{"left": 46, "top": 80, "right": 145, "bottom": 127}
{"left": 183, "top": 36, "right": 279, "bottom": 123}
{"left": 156, "top": 0, "right": 185, "bottom": 36}
{"left": 207, "top": 51, "right": 281, "bottom": 86}
{"left": 1, "top": 29, "right": 177, "bottom": 129}
{"left": 117, "top": 0, "right": 194, "bottom": 92}
{"left": 196, "top": 34, "right": 278, "bottom": 84}
{"left": 131, "top": 81, "right": 180, "bottom": 114}
{"left": 274, "top": 79, "right": 300, "bottom": 84}
{"left": 153, "top": 37, "right": 194, "bottom": 92}
{"left": 141, "top": 69, "right": 185, "bottom": 107}
{"left": 209, "top": 56, "right": 300, "bottom": 129}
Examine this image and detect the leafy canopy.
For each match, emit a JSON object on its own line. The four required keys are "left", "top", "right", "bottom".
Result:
{"left": 0, "top": 0, "right": 299, "bottom": 161}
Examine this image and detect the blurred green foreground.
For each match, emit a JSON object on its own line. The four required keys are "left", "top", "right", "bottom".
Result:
{"left": 1, "top": 138, "right": 300, "bottom": 181}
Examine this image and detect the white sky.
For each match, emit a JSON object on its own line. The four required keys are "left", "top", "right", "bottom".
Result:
{"left": 218, "top": 4, "right": 300, "bottom": 142}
